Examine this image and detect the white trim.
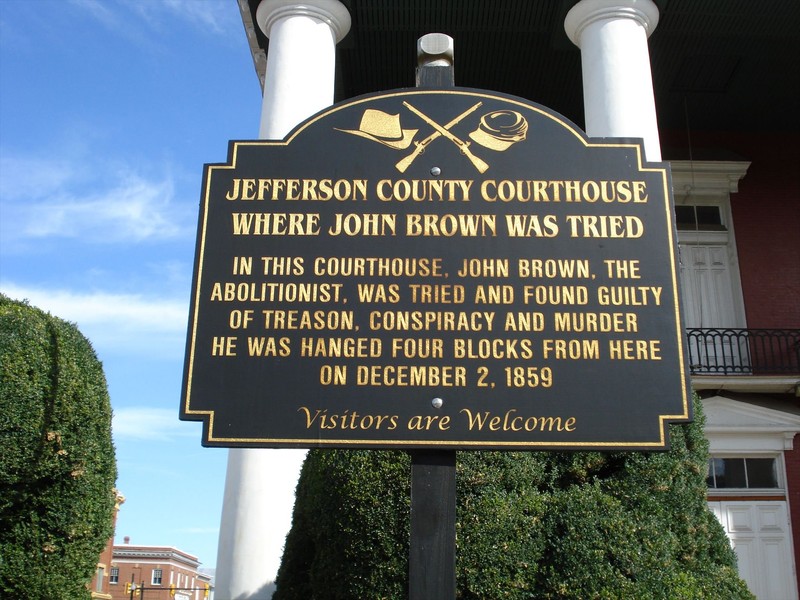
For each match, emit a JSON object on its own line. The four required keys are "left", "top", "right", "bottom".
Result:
{"left": 238, "top": 0, "right": 268, "bottom": 89}
{"left": 671, "top": 160, "right": 750, "bottom": 196}
{"left": 702, "top": 396, "right": 800, "bottom": 453}
{"left": 693, "top": 376, "right": 800, "bottom": 395}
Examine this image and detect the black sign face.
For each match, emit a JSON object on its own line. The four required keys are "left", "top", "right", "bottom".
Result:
{"left": 181, "top": 88, "right": 691, "bottom": 450}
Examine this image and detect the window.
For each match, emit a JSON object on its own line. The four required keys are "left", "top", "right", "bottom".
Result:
{"left": 110, "top": 567, "right": 119, "bottom": 584}
{"left": 707, "top": 457, "right": 779, "bottom": 489}
{"left": 96, "top": 567, "right": 105, "bottom": 592}
{"left": 675, "top": 205, "right": 725, "bottom": 231}
{"left": 671, "top": 161, "right": 749, "bottom": 335}
{"left": 152, "top": 568, "right": 163, "bottom": 585}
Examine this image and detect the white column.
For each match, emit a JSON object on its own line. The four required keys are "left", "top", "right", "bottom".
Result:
{"left": 215, "top": 2, "right": 350, "bottom": 600}
{"left": 258, "top": 0, "right": 351, "bottom": 139}
{"left": 564, "top": 0, "right": 662, "bottom": 161}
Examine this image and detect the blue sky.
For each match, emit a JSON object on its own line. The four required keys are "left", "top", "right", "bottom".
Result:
{"left": 1, "top": 0, "right": 265, "bottom": 569}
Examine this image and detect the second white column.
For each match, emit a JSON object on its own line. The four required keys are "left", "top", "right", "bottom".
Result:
{"left": 565, "top": 0, "right": 662, "bottom": 161}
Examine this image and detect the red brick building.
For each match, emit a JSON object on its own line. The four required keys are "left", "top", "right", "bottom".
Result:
{"left": 106, "top": 543, "right": 212, "bottom": 600}
{"left": 88, "top": 494, "right": 213, "bottom": 600}
{"left": 666, "top": 146, "right": 800, "bottom": 599}
{"left": 89, "top": 492, "right": 125, "bottom": 599}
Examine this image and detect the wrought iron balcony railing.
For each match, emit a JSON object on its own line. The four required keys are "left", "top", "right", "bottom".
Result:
{"left": 686, "top": 328, "right": 800, "bottom": 375}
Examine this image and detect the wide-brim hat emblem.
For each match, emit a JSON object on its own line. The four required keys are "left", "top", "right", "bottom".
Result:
{"left": 336, "top": 109, "right": 418, "bottom": 149}
{"left": 469, "top": 110, "right": 528, "bottom": 151}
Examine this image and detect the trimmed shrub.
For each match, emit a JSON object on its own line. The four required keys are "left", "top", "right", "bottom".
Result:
{"left": 275, "top": 450, "right": 411, "bottom": 600}
{"left": 275, "top": 398, "right": 754, "bottom": 599}
{"left": 0, "top": 295, "right": 117, "bottom": 599}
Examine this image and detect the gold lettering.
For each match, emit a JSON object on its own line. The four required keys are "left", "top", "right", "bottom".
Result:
{"left": 603, "top": 259, "right": 641, "bottom": 279}
{"left": 406, "top": 214, "right": 496, "bottom": 237}
{"left": 356, "top": 365, "right": 467, "bottom": 387}
{"left": 565, "top": 215, "right": 644, "bottom": 238}
{"left": 480, "top": 180, "right": 648, "bottom": 203}
{"left": 231, "top": 212, "right": 320, "bottom": 235}
{"left": 553, "top": 312, "right": 638, "bottom": 333}
{"left": 517, "top": 259, "right": 591, "bottom": 279}
{"left": 597, "top": 286, "right": 662, "bottom": 306}
{"left": 376, "top": 179, "right": 473, "bottom": 202}
{"left": 408, "top": 284, "right": 465, "bottom": 304}
{"left": 541, "top": 339, "right": 600, "bottom": 360}
{"left": 327, "top": 213, "right": 397, "bottom": 236}
{"left": 224, "top": 179, "right": 367, "bottom": 201}
{"left": 460, "top": 409, "right": 577, "bottom": 432}
{"left": 608, "top": 339, "right": 662, "bottom": 360}
{"left": 456, "top": 258, "right": 509, "bottom": 278}
{"left": 504, "top": 214, "right": 559, "bottom": 237}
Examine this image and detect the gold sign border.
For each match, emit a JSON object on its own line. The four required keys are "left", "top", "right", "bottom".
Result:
{"left": 183, "top": 88, "right": 690, "bottom": 450}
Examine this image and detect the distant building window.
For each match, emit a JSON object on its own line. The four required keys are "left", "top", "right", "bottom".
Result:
{"left": 96, "top": 567, "right": 105, "bottom": 592}
{"left": 707, "top": 457, "right": 779, "bottom": 489}
{"left": 110, "top": 567, "right": 119, "bottom": 584}
{"left": 152, "top": 568, "right": 163, "bottom": 585}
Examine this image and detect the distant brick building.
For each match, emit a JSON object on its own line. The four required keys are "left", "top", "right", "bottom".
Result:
{"left": 105, "top": 542, "right": 212, "bottom": 600}
{"left": 89, "top": 491, "right": 125, "bottom": 599}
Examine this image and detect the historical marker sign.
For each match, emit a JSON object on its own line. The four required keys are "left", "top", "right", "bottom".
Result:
{"left": 181, "top": 89, "right": 691, "bottom": 450}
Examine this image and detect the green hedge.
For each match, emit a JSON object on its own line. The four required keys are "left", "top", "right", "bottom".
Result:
{"left": 0, "top": 295, "right": 117, "bottom": 599}
{"left": 274, "top": 398, "right": 754, "bottom": 599}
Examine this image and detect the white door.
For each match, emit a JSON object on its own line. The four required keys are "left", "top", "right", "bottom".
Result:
{"left": 708, "top": 501, "right": 798, "bottom": 600}
{"left": 679, "top": 242, "right": 748, "bottom": 372}
{"left": 679, "top": 244, "right": 739, "bottom": 329}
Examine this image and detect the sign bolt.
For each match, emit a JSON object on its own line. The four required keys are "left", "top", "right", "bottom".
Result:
{"left": 431, "top": 397, "right": 444, "bottom": 409}
{"left": 430, "top": 166, "right": 441, "bottom": 177}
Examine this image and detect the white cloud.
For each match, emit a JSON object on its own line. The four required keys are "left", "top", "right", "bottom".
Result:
{"left": 71, "top": 0, "right": 236, "bottom": 37}
{"left": 0, "top": 155, "right": 77, "bottom": 201}
{"left": 68, "top": 0, "right": 121, "bottom": 29}
{"left": 159, "top": 0, "right": 235, "bottom": 34}
{"left": 25, "top": 173, "right": 183, "bottom": 242}
{"left": 0, "top": 153, "right": 191, "bottom": 245}
{"left": 113, "top": 406, "right": 196, "bottom": 441}
{"left": 0, "top": 283, "right": 188, "bottom": 358}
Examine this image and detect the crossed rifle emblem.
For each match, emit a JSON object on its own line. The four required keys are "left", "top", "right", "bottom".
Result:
{"left": 336, "top": 101, "right": 528, "bottom": 173}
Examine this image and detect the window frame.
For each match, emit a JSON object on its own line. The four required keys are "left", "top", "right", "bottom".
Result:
{"left": 706, "top": 453, "right": 786, "bottom": 497}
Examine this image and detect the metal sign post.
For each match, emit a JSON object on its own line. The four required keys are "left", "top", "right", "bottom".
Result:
{"left": 408, "top": 34, "right": 458, "bottom": 600}
{"left": 410, "top": 449, "right": 456, "bottom": 598}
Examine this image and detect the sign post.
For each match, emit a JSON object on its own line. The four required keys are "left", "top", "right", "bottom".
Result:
{"left": 407, "top": 34, "right": 457, "bottom": 600}
{"left": 410, "top": 448, "right": 456, "bottom": 598}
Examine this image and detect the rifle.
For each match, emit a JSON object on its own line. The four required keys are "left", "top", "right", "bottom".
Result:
{"left": 403, "top": 101, "right": 489, "bottom": 173}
